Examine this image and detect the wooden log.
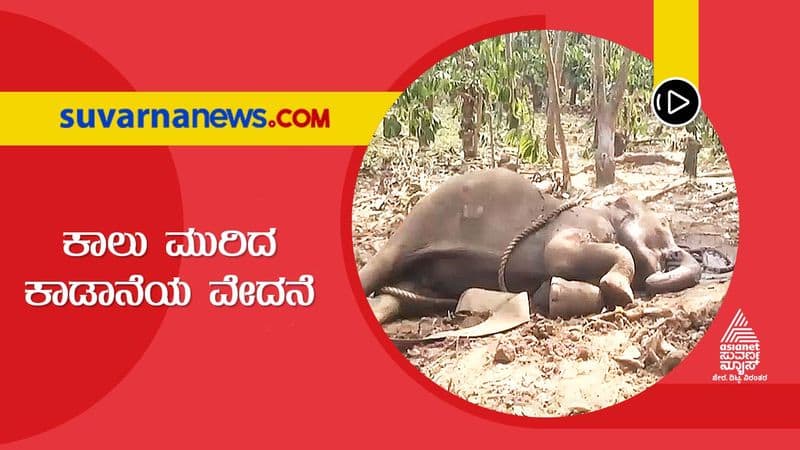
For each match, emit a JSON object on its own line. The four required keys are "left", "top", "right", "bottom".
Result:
{"left": 617, "top": 152, "right": 681, "bottom": 166}
{"left": 698, "top": 170, "right": 733, "bottom": 178}
{"left": 706, "top": 191, "right": 737, "bottom": 204}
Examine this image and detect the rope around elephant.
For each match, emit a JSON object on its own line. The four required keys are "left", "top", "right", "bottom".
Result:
{"left": 376, "top": 197, "right": 583, "bottom": 304}
{"left": 375, "top": 286, "right": 459, "bottom": 308}
{"left": 497, "top": 197, "right": 583, "bottom": 291}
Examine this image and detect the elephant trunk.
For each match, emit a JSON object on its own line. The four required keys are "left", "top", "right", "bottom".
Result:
{"left": 359, "top": 244, "right": 400, "bottom": 296}
{"left": 644, "top": 247, "right": 702, "bottom": 294}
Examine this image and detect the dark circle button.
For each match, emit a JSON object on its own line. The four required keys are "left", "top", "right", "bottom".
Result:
{"left": 651, "top": 77, "right": 701, "bottom": 127}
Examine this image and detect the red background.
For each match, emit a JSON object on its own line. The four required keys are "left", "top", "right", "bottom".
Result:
{"left": 1, "top": 0, "right": 798, "bottom": 446}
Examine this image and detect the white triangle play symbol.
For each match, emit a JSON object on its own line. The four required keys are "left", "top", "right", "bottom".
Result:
{"left": 667, "top": 90, "right": 690, "bottom": 114}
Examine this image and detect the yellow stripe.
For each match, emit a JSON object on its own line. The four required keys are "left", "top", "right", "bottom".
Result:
{"left": 653, "top": 0, "right": 699, "bottom": 87}
{"left": 0, "top": 92, "right": 400, "bottom": 146}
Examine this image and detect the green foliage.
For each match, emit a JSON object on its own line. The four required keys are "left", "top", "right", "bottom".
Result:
{"left": 382, "top": 114, "right": 402, "bottom": 139}
{"left": 510, "top": 128, "right": 541, "bottom": 163}
{"left": 627, "top": 50, "right": 653, "bottom": 91}
{"left": 564, "top": 33, "right": 592, "bottom": 92}
{"left": 387, "top": 33, "right": 544, "bottom": 158}
{"left": 614, "top": 45, "right": 652, "bottom": 139}
{"left": 619, "top": 88, "right": 650, "bottom": 139}
{"left": 391, "top": 66, "right": 450, "bottom": 146}
{"left": 378, "top": 31, "right": 719, "bottom": 166}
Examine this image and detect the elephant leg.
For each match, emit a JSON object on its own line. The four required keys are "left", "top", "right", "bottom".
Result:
{"left": 368, "top": 294, "right": 402, "bottom": 325}
{"left": 532, "top": 277, "right": 605, "bottom": 318}
{"left": 543, "top": 229, "right": 635, "bottom": 307}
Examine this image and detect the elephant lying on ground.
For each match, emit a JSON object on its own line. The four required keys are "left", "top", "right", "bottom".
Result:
{"left": 359, "top": 168, "right": 701, "bottom": 324}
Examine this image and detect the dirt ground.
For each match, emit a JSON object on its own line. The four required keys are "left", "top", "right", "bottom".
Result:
{"left": 352, "top": 110, "right": 738, "bottom": 417}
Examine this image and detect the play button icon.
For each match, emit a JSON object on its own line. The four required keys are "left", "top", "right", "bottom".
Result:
{"left": 651, "top": 77, "right": 701, "bottom": 127}
{"left": 667, "top": 90, "right": 690, "bottom": 114}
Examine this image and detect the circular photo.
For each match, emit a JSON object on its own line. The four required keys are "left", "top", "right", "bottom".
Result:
{"left": 352, "top": 31, "right": 737, "bottom": 417}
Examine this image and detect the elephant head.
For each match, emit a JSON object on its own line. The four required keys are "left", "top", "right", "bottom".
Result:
{"left": 605, "top": 195, "right": 701, "bottom": 294}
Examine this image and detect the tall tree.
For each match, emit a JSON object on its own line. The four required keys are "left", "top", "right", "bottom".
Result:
{"left": 544, "top": 31, "right": 567, "bottom": 164}
{"left": 458, "top": 47, "right": 478, "bottom": 159}
{"left": 591, "top": 37, "right": 632, "bottom": 186}
{"left": 541, "top": 31, "right": 571, "bottom": 190}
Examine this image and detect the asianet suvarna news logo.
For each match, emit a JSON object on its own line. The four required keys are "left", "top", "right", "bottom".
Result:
{"left": 58, "top": 107, "right": 330, "bottom": 129}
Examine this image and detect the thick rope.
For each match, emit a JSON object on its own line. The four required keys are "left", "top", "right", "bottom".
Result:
{"left": 497, "top": 198, "right": 583, "bottom": 291}
{"left": 376, "top": 286, "right": 458, "bottom": 308}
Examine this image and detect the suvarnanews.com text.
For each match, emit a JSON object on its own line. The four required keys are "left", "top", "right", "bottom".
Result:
{"left": 58, "top": 107, "right": 330, "bottom": 129}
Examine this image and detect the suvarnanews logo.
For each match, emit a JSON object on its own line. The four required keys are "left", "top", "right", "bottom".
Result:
{"left": 0, "top": 92, "right": 400, "bottom": 146}
{"left": 712, "top": 309, "right": 768, "bottom": 383}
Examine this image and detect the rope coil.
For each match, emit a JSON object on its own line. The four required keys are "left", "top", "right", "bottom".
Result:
{"left": 497, "top": 198, "right": 582, "bottom": 291}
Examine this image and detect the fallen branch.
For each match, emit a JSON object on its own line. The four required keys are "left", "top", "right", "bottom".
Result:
{"left": 698, "top": 170, "right": 733, "bottom": 178}
{"left": 616, "top": 153, "right": 681, "bottom": 166}
{"left": 705, "top": 191, "right": 737, "bottom": 204}
{"left": 643, "top": 179, "right": 691, "bottom": 203}
{"left": 574, "top": 152, "right": 680, "bottom": 174}
{"left": 628, "top": 138, "right": 664, "bottom": 146}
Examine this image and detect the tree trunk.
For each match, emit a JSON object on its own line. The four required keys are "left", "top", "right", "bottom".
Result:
{"left": 456, "top": 48, "right": 477, "bottom": 159}
{"left": 541, "top": 31, "right": 571, "bottom": 190}
{"left": 554, "top": 105, "right": 571, "bottom": 191}
{"left": 683, "top": 137, "right": 700, "bottom": 178}
{"left": 532, "top": 83, "right": 542, "bottom": 112}
{"left": 545, "top": 103, "right": 557, "bottom": 163}
{"left": 545, "top": 32, "right": 568, "bottom": 164}
{"left": 419, "top": 96, "right": 435, "bottom": 150}
{"left": 475, "top": 92, "right": 484, "bottom": 155}
{"left": 488, "top": 110, "right": 496, "bottom": 167}
{"left": 595, "top": 108, "right": 616, "bottom": 186}
{"left": 505, "top": 33, "right": 518, "bottom": 130}
{"left": 591, "top": 39, "right": 632, "bottom": 187}
{"left": 569, "top": 77, "right": 578, "bottom": 105}
{"left": 591, "top": 37, "right": 604, "bottom": 154}
{"left": 608, "top": 48, "right": 633, "bottom": 114}
{"left": 461, "top": 90, "right": 477, "bottom": 159}
{"left": 554, "top": 32, "right": 567, "bottom": 85}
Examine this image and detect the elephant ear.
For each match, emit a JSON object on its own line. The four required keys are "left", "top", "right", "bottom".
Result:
{"left": 612, "top": 197, "right": 667, "bottom": 281}
{"left": 612, "top": 195, "right": 645, "bottom": 220}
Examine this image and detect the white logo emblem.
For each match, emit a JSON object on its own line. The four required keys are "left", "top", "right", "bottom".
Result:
{"left": 712, "top": 308, "right": 767, "bottom": 383}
